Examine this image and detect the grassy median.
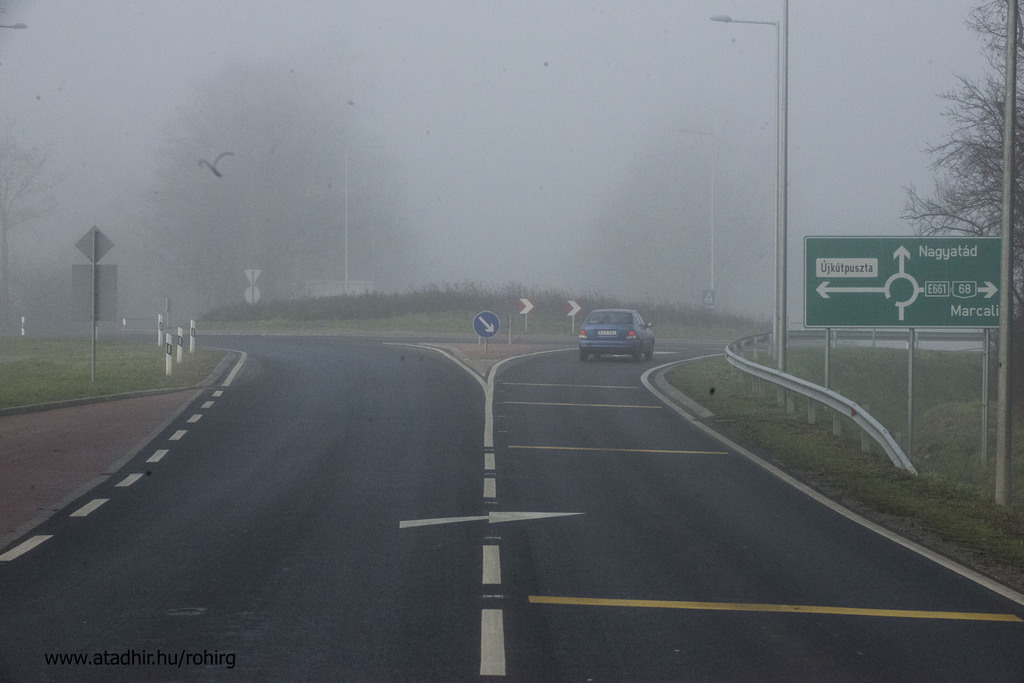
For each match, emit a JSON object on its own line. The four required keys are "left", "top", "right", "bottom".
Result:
{"left": 665, "top": 350, "right": 1024, "bottom": 585}
{"left": 0, "top": 337, "right": 225, "bottom": 409}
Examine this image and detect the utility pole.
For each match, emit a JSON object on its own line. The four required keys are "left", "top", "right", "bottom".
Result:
{"left": 996, "top": 0, "right": 1017, "bottom": 505}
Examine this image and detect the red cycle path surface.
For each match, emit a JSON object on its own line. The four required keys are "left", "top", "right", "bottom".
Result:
{"left": 0, "top": 390, "right": 201, "bottom": 547}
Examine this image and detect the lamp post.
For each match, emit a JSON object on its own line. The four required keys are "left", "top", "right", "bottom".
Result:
{"left": 678, "top": 128, "right": 716, "bottom": 297}
{"left": 711, "top": 1, "right": 789, "bottom": 372}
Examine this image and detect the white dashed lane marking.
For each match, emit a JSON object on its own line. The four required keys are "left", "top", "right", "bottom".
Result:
{"left": 480, "top": 609, "right": 506, "bottom": 676}
{"left": 0, "top": 535, "right": 52, "bottom": 561}
{"left": 70, "top": 499, "right": 108, "bottom": 517}
{"left": 116, "top": 473, "right": 144, "bottom": 487}
{"left": 147, "top": 449, "right": 169, "bottom": 463}
{"left": 169, "top": 430, "right": 187, "bottom": 441}
{"left": 483, "top": 545, "right": 501, "bottom": 584}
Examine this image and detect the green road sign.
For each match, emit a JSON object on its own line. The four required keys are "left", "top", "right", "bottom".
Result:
{"left": 804, "top": 236, "right": 1000, "bottom": 328}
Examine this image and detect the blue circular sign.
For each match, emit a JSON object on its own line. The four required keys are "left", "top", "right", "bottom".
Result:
{"left": 474, "top": 310, "right": 500, "bottom": 338}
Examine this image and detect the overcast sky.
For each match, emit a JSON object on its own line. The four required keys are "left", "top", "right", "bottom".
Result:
{"left": 0, "top": 0, "right": 993, "bottom": 319}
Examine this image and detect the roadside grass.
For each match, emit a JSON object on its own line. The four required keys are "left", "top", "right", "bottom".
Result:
{"left": 198, "top": 310, "right": 750, "bottom": 341}
{"left": 0, "top": 337, "right": 224, "bottom": 409}
{"left": 200, "top": 283, "right": 764, "bottom": 342}
{"left": 666, "top": 354, "right": 1024, "bottom": 576}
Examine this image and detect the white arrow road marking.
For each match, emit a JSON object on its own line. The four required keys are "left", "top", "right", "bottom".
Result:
{"left": 399, "top": 511, "right": 584, "bottom": 529}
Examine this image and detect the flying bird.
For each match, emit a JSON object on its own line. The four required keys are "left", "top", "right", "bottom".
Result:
{"left": 197, "top": 151, "right": 234, "bottom": 177}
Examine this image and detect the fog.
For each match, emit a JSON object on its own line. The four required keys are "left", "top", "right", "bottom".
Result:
{"left": 0, "top": 0, "right": 991, "bottom": 324}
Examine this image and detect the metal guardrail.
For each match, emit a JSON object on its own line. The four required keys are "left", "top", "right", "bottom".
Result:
{"left": 726, "top": 333, "right": 917, "bottom": 474}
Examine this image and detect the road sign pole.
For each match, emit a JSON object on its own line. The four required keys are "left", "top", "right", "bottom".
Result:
{"left": 982, "top": 328, "right": 990, "bottom": 464}
{"left": 824, "top": 328, "right": 831, "bottom": 390}
{"left": 91, "top": 227, "right": 97, "bottom": 383}
{"left": 907, "top": 329, "right": 915, "bottom": 459}
{"left": 995, "top": 0, "right": 1017, "bottom": 505}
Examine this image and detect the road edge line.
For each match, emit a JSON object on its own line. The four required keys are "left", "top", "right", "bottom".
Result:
{"left": 642, "top": 358, "right": 1024, "bottom": 609}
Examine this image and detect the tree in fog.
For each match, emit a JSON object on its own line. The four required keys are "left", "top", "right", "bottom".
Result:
{"left": 146, "top": 62, "right": 416, "bottom": 313}
{"left": 0, "top": 124, "right": 53, "bottom": 324}
{"left": 903, "top": 1, "right": 1024, "bottom": 308}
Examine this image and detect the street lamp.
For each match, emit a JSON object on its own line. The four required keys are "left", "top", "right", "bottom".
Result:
{"left": 711, "top": 2, "right": 789, "bottom": 372}
{"left": 678, "top": 128, "right": 716, "bottom": 299}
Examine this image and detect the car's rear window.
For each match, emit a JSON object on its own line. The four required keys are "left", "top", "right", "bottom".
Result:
{"left": 587, "top": 312, "right": 633, "bottom": 325}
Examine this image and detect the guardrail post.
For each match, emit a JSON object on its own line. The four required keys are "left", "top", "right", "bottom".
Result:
{"left": 861, "top": 404, "right": 871, "bottom": 453}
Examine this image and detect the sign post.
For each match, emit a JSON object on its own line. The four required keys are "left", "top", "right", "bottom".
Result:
{"left": 518, "top": 298, "right": 534, "bottom": 333}
{"left": 566, "top": 299, "right": 581, "bottom": 333}
{"left": 474, "top": 311, "right": 500, "bottom": 352}
{"left": 74, "top": 227, "right": 115, "bottom": 382}
{"left": 245, "top": 269, "right": 261, "bottom": 304}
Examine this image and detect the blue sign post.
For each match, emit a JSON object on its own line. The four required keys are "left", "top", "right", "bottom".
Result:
{"left": 474, "top": 311, "right": 500, "bottom": 338}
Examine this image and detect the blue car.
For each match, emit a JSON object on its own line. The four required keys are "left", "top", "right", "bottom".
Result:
{"left": 578, "top": 308, "right": 654, "bottom": 361}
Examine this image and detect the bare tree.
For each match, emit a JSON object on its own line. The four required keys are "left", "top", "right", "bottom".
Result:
{"left": 0, "top": 124, "right": 52, "bottom": 324}
{"left": 903, "top": 1, "right": 1024, "bottom": 309}
{"left": 143, "top": 62, "right": 417, "bottom": 314}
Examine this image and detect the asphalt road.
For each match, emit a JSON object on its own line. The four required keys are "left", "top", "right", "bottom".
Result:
{"left": 1, "top": 335, "right": 1022, "bottom": 680}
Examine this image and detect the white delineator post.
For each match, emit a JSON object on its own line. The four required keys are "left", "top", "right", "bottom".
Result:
{"left": 165, "top": 333, "right": 173, "bottom": 376}
{"left": 158, "top": 313, "right": 164, "bottom": 347}
{"left": 176, "top": 327, "right": 184, "bottom": 364}
{"left": 189, "top": 320, "right": 196, "bottom": 353}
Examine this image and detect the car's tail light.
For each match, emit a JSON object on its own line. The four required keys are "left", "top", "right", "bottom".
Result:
{"left": 579, "top": 330, "right": 588, "bottom": 339}
{"left": 627, "top": 330, "right": 636, "bottom": 338}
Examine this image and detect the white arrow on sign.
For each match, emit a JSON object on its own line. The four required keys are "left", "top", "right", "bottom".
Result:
{"left": 477, "top": 315, "right": 495, "bottom": 334}
{"left": 816, "top": 281, "right": 886, "bottom": 299}
{"left": 519, "top": 298, "right": 534, "bottom": 315}
{"left": 980, "top": 281, "right": 998, "bottom": 298}
{"left": 566, "top": 299, "right": 581, "bottom": 317}
{"left": 399, "top": 510, "right": 584, "bottom": 529}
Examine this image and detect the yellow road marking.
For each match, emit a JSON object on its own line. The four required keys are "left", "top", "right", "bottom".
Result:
{"left": 509, "top": 445, "right": 727, "bottom": 455}
{"left": 528, "top": 595, "right": 1023, "bottom": 623}
{"left": 504, "top": 400, "right": 661, "bottom": 409}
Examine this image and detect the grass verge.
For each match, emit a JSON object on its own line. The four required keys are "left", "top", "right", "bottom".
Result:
{"left": 0, "top": 337, "right": 225, "bottom": 409}
{"left": 666, "top": 354, "right": 1024, "bottom": 591}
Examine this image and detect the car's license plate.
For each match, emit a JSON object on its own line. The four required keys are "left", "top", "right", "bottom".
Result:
{"left": 596, "top": 330, "right": 617, "bottom": 336}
